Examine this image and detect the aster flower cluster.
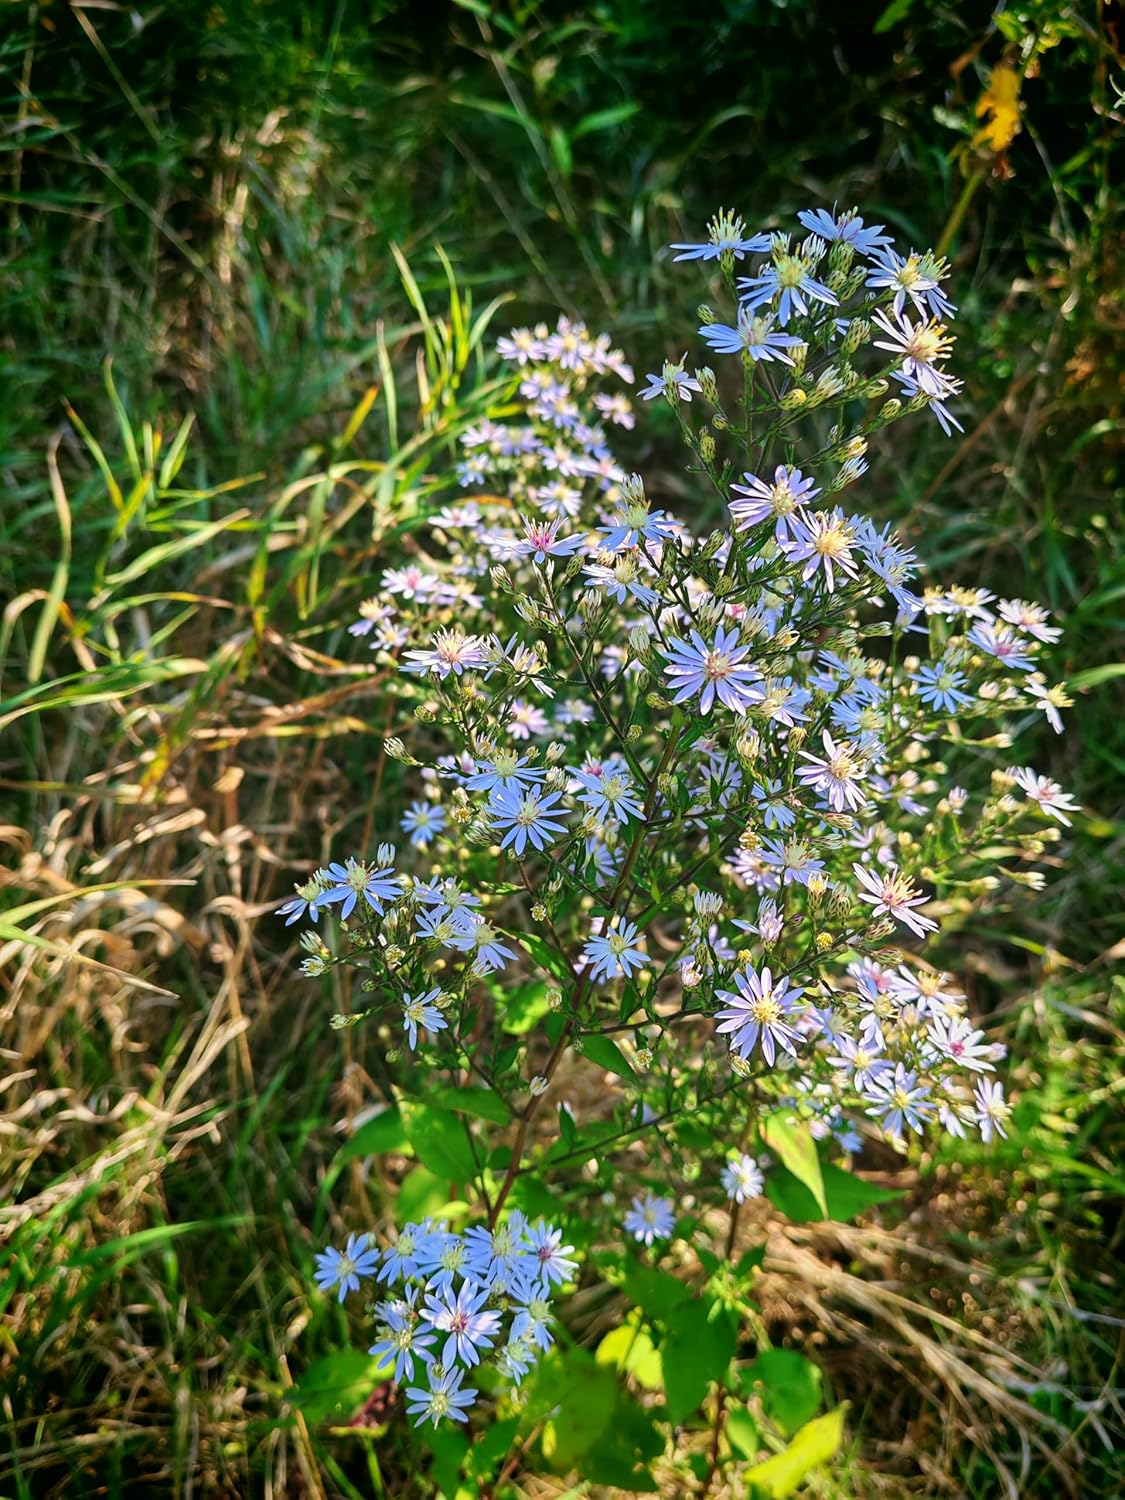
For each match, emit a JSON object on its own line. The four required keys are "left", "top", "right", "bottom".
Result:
{"left": 284, "top": 208, "right": 1076, "bottom": 1431}
{"left": 314, "top": 1214, "right": 574, "bottom": 1426}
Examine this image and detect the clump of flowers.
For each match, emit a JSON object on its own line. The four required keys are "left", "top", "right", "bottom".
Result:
{"left": 284, "top": 206, "right": 1074, "bottom": 1427}
{"left": 315, "top": 1215, "right": 574, "bottom": 1425}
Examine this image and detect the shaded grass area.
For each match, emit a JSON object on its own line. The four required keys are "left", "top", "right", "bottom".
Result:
{"left": 1, "top": 1, "right": 1123, "bottom": 1494}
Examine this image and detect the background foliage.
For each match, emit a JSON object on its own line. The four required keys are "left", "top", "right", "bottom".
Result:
{"left": 1, "top": 1, "right": 1122, "bottom": 1496}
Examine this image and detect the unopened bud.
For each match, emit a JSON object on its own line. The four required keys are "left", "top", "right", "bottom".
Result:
{"left": 629, "top": 625, "right": 652, "bottom": 659}
{"left": 490, "top": 565, "right": 513, "bottom": 592}
{"left": 696, "top": 366, "right": 719, "bottom": 404}
{"left": 699, "top": 430, "right": 716, "bottom": 464}
{"left": 843, "top": 318, "right": 870, "bottom": 355}
{"left": 780, "top": 388, "right": 808, "bottom": 410}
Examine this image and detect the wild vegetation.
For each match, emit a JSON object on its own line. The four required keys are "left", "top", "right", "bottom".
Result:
{"left": 1, "top": 3, "right": 1122, "bottom": 1497}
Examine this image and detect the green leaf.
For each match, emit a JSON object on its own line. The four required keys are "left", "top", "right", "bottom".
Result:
{"left": 596, "top": 1310, "right": 663, "bottom": 1390}
{"left": 744, "top": 1349, "right": 822, "bottom": 1436}
{"left": 873, "top": 0, "right": 918, "bottom": 32}
{"left": 726, "top": 1406, "right": 760, "bottom": 1459}
{"left": 426, "top": 1422, "right": 470, "bottom": 1497}
{"left": 531, "top": 1348, "right": 618, "bottom": 1469}
{"left": 289, "top": 1351, "right": 388, "bottom": 1426}
{"left": 622, "top": 1258, "right": 692, "bottom": 1319}
{"left": 660, "top": 1298, "right": 736, "bottom": 1424}
{"left": 400, "top": 1101, "right": 478, "bottom": 1182}
{"left": 745, "top": 1407, "right": 846, "bottom": 1498}
{"left": 396, "top": 1165, "right": 453, "bottom": 1222}
{"left": 571, "top": 101, "right": 642, "bottom": 139}
{"left": 549, "top": 123, "right": 573, "bottom": 178}
{"left": 582, "top": 1034, "right": 638, "bottom": 1084}
{"left": 501, "top": 979, "right": 553, "bottom": 1034}
{"left": 334, "top": 1106, "right": 408, "bottom": 1164}
{"left": 429, "top": 1085, "right": 512, "bottom": 1125}
{"left": 466, "top": 1414, "right": 520, "bottom": 1480}
{"left": 766, "top": 1161, "right": 903, "bottom": 1224}
{"left": 519, "top": 932, "right": 572, "bottom": 984}
{"left": 761, "top": 1114, "right": 827, "bottom": 1217}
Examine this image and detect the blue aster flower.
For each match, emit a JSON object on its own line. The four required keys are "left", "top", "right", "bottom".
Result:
{"left": 405, "top": 1365, "right": 477, "bottom": 1428}
{"left": 465, "top": 752, "right": 546, "bottom": 798}
{"left": 662, "top": 626, "right": 764, "bottom": 715}
{"left": 638, "top": 361, "right": 703, "bottom": 402}
{"left": 911, "top": 663, "right": 973, "bottom": 713}
{"left": 402, "top": 987, "right": 448, "bottom": 1050}
{"left": 797, "top": 206, "right": 892, "bottom": 257}
{"left": 315, "top": 858, "right": 402, "bottom": 919}
{"left": 400, "top": 801, "right": 446, "bottom": 849}
{"left": 573, "top": 766, "right": 644, "bottom": 824}
{"left": 488, "top": 786, "right": 568, "bottom": 856}
{"left": 623, "top": 1192, "right": 675, "bottom": 1245}
{"left": 865, "top": 1063, "right": 935, "bottom": 1139}
{"left": 420, "top": 1280, "right": 501, "bottom": 1369}
{"left": 313, "top": 1232, "right": 381, "bottom": 1303}
{"left": 369, "top": 1296, "right": 437, "bottom": 1383}
{"left": 738, "top": 245, "right": 838, "bottom": 326}
{"left": 698, "top": 309, "right": 805, "bottom": 362}
{"left": 715, "top": 965, "right": 806, "bottom": 1065}
{"left": 582, "top": 918, "right": 648, "bottom": 983}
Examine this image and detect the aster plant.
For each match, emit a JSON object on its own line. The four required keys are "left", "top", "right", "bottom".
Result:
{"left": 283, "top": 208, "right": 1075, "bottom": 1485}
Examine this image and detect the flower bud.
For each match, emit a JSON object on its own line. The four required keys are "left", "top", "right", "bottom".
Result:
{"left": 697, "top": 304, "right": 716, "bottom": 326}
{"left": 699, "top": 430, "right": 716, "bottom": 464}
{"left": 843, "top": 317, "right": 870, "bottom": 355}
{"left": 828, "top": 239, "right": 855, "bottom": 276}
{"left": 780, "top": 388, "right": 808, "bottom": 410}
{"left": 696, "top": 366, "right": 719, "bottom": 404}
{"left": 490, "top": 565, "right": 513, "bottom": 592}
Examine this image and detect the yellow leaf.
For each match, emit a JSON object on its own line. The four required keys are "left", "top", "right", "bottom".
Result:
{"left": 972, "top": 62, "right": 1022, "bottom": 153}
{"left": 745, "top": 1406, "right": 847, "bottom": 1498}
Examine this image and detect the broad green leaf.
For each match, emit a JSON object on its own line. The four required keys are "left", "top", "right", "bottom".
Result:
{"left": 466, "top": 1414, "right": 520, "bottom": 1480}
{"left": 582, "top": 1034, "right": 638, "bottom": 1084}
{"left": 726, "top": 1406, "right": 760, "bottom": 1459}
{"left": 396, "top": 1166, "right": 454, "bottom": 1222}
{"left": 622, "top": 1258, "right": 692, "bottom": 1319}
{"left": 501, "top": 979, "right": 553, "bottom": 1034}
{"left": 745, "top": 1349, "right": 822, "bottom": 1436}
{"left": 580, "top": 1394, "right": 661, "bottom": 1490}
{"left": 660, "top": 1298, "right": 736, "bottom": 1423}
{"left": 400, "top": 1101, "right": 478, "bottom": 1182}
{"left": 745, "top": 1407, "right": 846, "bottom": 1498}
{"left": 532, "top": 1349, "right": 618, "bottom": 1469}
{"left": 289, "top": 1350, "right": 389, "bottom": 1426}
{"left": 761, "top": 1114, "right": 827, "bottom": 1217}
{"left": 596, "top": 1310, "right": 663, "bottom": 1390}
{"left": 426, "top": 1421, "right": 470, "bottom": 1496}
{"left": 767, "top": 1161, "right": 903, "bottom": 1224}
{"left": 429, "top": 1085, "right": 512, "bottom": 1125}
{"left": 334, "top": 1106, "right": 408, "bottom": 1164}
{"left": 519, "top": 930, "right": 573, "bottom": 984}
